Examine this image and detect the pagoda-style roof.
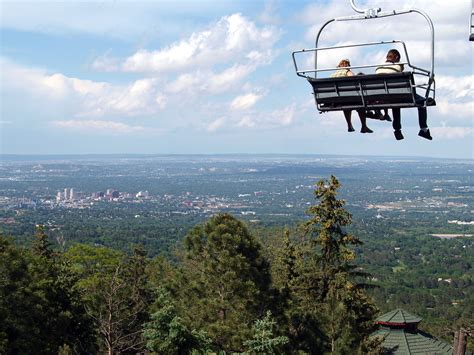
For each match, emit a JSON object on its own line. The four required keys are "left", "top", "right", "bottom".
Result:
{"left": 372, "top": 309, "right": 452, "bottom": 354}
{"left": 372, "top": 328, "right": 453, "bottom": 355}
{"left": 372, "top": 328, "right": 452, "bottom": 354}
{"left": 376, "top": 309, "right": 422, "bottom": 326}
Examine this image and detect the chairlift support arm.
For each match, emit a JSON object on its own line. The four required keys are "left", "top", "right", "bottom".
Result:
{"left": 314, "top": 7, "right": 435, "bottom": 83}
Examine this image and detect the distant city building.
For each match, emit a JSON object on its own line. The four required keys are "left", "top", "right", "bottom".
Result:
{"left": 136, "top": 190, "right": 149, "bottom": 198}
{"left": 70, "top": 188, "right": 75, "bottom": 200}
{"left": 106, "top": 189, "right": 113, "bottom": 195}
{"left": 91, "top": 192, "right": 102, "bottom": 199}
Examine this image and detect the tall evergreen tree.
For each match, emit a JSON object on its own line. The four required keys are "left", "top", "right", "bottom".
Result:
{"left": 177, "top": 213, "right": 273, "bottom": 352}
{"left": 294, "top": 176, "right": 378, "bottom": 353}
{"left": 143, "top": 288, "right": 211, "bottom": 354}
{"left": 66, "top": 244, "right": 152, "bottom": 354}
{"left": 243, "top": 311, "right": 289, "bottom": 354}
{"left": 0, "top": 233, "right": 95, "bottom": 355}
{"left": 32, "top": 224, "right": 53, "bottom": 259}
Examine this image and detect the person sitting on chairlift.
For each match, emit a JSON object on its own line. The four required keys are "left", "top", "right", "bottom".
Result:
{"left": 376, "top": 49, "right": 432, "bottom": 141}
{"left": 331, "top": 59, "right": 373, "bottom": 134}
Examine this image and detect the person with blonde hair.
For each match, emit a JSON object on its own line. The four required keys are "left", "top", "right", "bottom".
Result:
{"left": 331, "top": 59, "right": 373, "bottom": 133}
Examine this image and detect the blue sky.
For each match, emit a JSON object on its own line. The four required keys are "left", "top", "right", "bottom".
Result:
{"left": 1, "top": 0, "right": 472, "bottom": 158}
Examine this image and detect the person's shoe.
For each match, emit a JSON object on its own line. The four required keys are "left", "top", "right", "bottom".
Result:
{"left": 361, "top": 127, "right": 373, "bottom": 133}
{"left": 418, "top": 129, "right": 433, "bottom": 140}
{"left": 375, "top": 112, "right": 384, "bottom": 120}
{"left": 383, "top": 114, "right": 392, "bottom": 122}
{"left": 348, "top": 126, "right": 355, "bottom": 132}
{"left": 366, "top": 111, "right": 376, "bottom": 119}
{"left": 394, "top": 130, "right": 404, "bottom": 140}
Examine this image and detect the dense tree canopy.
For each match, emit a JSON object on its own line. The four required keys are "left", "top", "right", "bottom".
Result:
{"left": 1, "top": 176, "right": 471, "bottom": 353}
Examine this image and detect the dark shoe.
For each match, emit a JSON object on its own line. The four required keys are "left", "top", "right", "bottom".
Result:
{"left": 418, "top": 129, "right": 432, "bottom": 140}
{"left": 394, "top": 130, "right": 404, "bottom": 140}
{"left": 383, "top": 114, "right": 392, "bottom": 122}
{"left": 361, "top": 127, "right": 373, "bottom": 133}
{"left": 366, "top": 111, "right": 376, "bottom": 119}
{"left": 375, "top": 112, "right": 384, "bottom": 120}
{"left": 348, "top": 127, "right": 355, "bottom": 132}
{"left": 366, "top": 111, "right": 384, "bottom": 120}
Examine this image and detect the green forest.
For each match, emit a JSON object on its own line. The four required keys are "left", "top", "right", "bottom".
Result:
{"left": 1, "top": 176, "right": 472, "bottom": 354}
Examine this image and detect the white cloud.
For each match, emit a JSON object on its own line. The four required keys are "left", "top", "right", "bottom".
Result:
{"left": 436, "top": 100, "right": 474, "bottom": 121}
{"left": 121, "top": 13, "right": 279, "bottom": 73}
{"left": 271, "top": 105, "right": 296, "bottom": 126}
{"left": 52, "top": 120, "right": 145, "bottom": 134}
{"left": 436, "top": 75, "right": 474, "bottom": 100}
{"left": 431, "top": 126, "right": 474, "bottom": 140}
{"left": 90, "top": 53, "right": 119, "bottom": 72}
{"left": 236, "top": 116, "right": 255, "bottom": 128}
{"left": 165, "top": 64, "right": 255, "bottom": 95}
{"left": 1, "top": 58, "right": 166, "bottom": 118}
{"left": 230, "top": 93, "right": 262, "bottom": 110}
{"left": 433, "top": 74, "right": 474, "bottom": 121}
{"left": 207, "top": 117, "right": 226, "bottom": 132}
{"left": 258, "top": 0, "right": 281, "bottom": 25}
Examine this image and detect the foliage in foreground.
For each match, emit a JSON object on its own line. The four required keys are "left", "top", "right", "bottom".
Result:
{"left": 1, "top": 176, "right": 385, "bottom": 354}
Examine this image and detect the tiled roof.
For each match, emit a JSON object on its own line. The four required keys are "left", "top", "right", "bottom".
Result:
{"left": 376, "top": 309, "right": 422, "bottom": 325}
{"left": 372, "top": 328, "right": 452, "bottom": 354}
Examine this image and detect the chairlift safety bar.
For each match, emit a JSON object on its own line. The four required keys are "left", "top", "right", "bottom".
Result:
{"left": 314, "top": 9, "right": 434, "bottom": 80}
{"left": 292, "top": 4, "right": 436, "bottom": 102}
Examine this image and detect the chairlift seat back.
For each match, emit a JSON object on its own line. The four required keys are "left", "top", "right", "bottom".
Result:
{"left": 307, "top": 72, "right": 435, "bottom": 112}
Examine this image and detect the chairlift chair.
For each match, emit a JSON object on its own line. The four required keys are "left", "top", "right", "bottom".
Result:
{"left": 470, "top": 7, "right": 474, "bottom": 41}
{"left": 292, "top": 0, "right": 436, "bottom": 114}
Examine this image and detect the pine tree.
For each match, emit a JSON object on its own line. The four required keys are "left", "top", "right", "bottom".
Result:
{"left": 143, "top": 288, "right": 211, "bottom": 354}
{"left": 295, "top": 176, "right": 378, "bottom": 353}
{"left": 65, "top": 244, "right": 152, "bottom": 354}
{"left": 178, "top": 213, "right": 273, "bottom": 352}
{"left": 32, "top": 224, "right": 53, "bottom": 259}
{"left": 243, "top": 311, "right": 289, "bottom": 354}
{"left": 0, "top": 233, "right": 95, "bottom": 354}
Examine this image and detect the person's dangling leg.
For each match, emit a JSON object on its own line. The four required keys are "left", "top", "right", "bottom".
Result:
{"left": 392, "top": 108, "right": 403, "bottom": 140}
{"left": 417, "top": 107, "right": 432, "bottom": 140}
{"left": 344, "top": 110, "right": 355, "bottom": 132}
{"left": 357, "top": 110, "right": 373, "bottom": 133}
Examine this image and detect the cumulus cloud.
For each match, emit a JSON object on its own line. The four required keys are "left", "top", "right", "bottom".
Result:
{"left": 1, "top": 58, "right": 166, "bottom": 118}
{"left": 230, "top": 93, "right": 262, "bottom": 110}
{"left": 120, "top": 13, "right": 279, "bottom": 73}
{"left": 51, "top": 120, "right": 145, "bottom": 134}
{"left": 271, "top": 105, "right": 296, "bottom": 126}
{"left": 431, "top": 126, "right": 474, "bottom": 139}
{"left": 236, "top": 116, "right": 256, "bottom": 128}
{"left": 90, "top": 53, "right": 119, "bottom": 72}
{"left": 433, "top": 75, "right": 474, "bottom": 121}
{"left": 207, "top": 117, "right": 226, "bottom": 132}
{"left": 165, "top": 64, "right": 256, "bottom": 95}
{"left": 259, "top": 0, "right": 282, "bottom": 25}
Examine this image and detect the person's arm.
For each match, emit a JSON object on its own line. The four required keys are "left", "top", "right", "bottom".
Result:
{"left": 347, "top": 70, "right": 355, "bottom": 76}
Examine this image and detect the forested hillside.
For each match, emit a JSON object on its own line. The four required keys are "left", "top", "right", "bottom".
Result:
{"left": 1, "top": 176, "right": 472, "bottom": 353}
